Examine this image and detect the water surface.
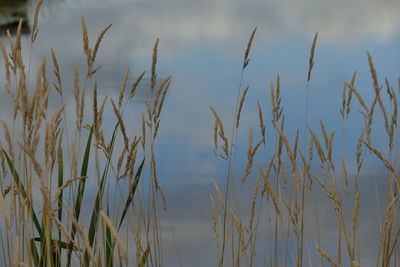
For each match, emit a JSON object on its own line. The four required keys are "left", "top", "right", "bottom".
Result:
{"left": 1, "top": 0, "right": 400, "bottom": 265}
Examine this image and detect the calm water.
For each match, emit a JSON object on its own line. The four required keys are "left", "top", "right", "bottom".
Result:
{"left": 1, "top": 0, "right": 400, "bottom": 266}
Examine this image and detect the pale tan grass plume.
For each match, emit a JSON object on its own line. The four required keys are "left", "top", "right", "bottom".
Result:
{"left": 307, "top": 32, "right": 318, "bottom": 82}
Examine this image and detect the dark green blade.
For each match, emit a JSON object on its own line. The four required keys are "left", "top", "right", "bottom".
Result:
{"left": 33, "top": 238, "right": 79, "bottom": 250}
{"left": 30, "top": 238, "right": 40, "bottom": 267}
{"left": 67, "top": 128, "right": 93, "bottom": 267}
{"left": 117, "top": 159, "right": 145, "bottom": 231}
{"left": 56, "top": 149, "right": 63, "bottom": 267}
{"left": 138, "top": 243, "right": 150, "bottom": 267}
{"left": 84, "top": 123, "right": 119, "bottom": 266}
{"left": 3, "top": 150, "right": 42, "bottom": 237}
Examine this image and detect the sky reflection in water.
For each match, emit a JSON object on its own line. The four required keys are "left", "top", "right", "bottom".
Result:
{"left": 0, "top": 0, "right": 400, "bottom": 265}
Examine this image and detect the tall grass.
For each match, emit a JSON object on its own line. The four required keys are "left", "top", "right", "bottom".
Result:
{"left": 210, "top": 28, "right": 399, "bottom": 267}
{"left": 0, "top": 1, "right": 169, "bottom": 266}
{"left": 0, "top": 2, "right": 398, "bottom": 267}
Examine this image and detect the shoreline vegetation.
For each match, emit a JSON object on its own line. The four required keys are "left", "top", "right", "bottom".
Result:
{"left": 0, "top": 1, "right": 399, "bottom": 266}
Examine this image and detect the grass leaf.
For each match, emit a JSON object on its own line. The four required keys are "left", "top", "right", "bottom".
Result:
{"left": 138, "top": 243, "right": 150, "bottom": 267}
{"left": 117, "top": 159, "right": 145, "bottom": 231}
{"left": 84, "top": 123, "right": 119, "bottom": 266}
{"left": 3, "top": 149, "right": 42, "bottom": 237}
{"left": 67, "top": 128, "right": 94, "bottom": 266}
{"left": 56, "top": 149, "right": 63, "bottom": 267}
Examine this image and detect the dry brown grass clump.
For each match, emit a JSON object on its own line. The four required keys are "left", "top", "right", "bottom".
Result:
{"left": 209, "top": 28, "right": 399, "bottom": 267}
{"left": 0, "top": 2, "right": 171, "bottom": 266}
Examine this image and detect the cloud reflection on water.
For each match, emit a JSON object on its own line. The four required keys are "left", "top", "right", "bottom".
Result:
{"left": 0, "top": 0, "right": 399, "bottom": 265}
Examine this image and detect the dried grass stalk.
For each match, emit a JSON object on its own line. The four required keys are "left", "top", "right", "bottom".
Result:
{"left": 352, "top": 261, "right": 366, "bottom": 267}
{"left": 213, "top": 119, "right": 218, "bottom": 155}
{"left": 386, "top": 79, "right": 397, "bottom": 150}
{"left": 340, "top": 157, "right": 349, "bottom": 189}
{"left": 273, "top": 122, "right": 296, "bottom": 171}
{"left": 151, "top": 38, "right": 159, "bottom": 90}
{"left": 51, "top": 216, "right": 81, "bottom": 251}
{"left": 0, "top": 190, "right": 11, "bottom": 231}
{"left": 92, "top": 82, "right": 99, "bottom": 135}
{"left": 118, "top": 68, "right": 130, "bottom": 108}
{"left": 51, "top": 48, "right": 62, "bottom": 95}
{"left": 15, "top": 20, "right": 23, "bottom": 55}
{"left": 141, "top": 113, "right": 146, "bottom": 151}
{"left": 117, "top": 146, "right": 127, "bottom": 177}
{"left": 0, "top": 121, "right": 14, "bottom": 160}
{"left": 315, "top": 246, "right": 338, "bottom": 267}
{"left": 381, "top": 197, "right": 398, "bottom": 237}
{"left": 340, "top": 84, "right": 346, "bottom": 120}
{"left": 31, "top": 0, "right": 44, "bottom": 43}
{"left": 98, "top": 96, "right": 108, "bottom": 129}
{"left": 210, "top": 106, "right": 229, "bottom": 157}
{"left": 346, "top": 71, "right": 357, "bottom": 116}
{"left": 243, "top": 129, "right": 263, "bottom": 182}
{"left": 210, "top": 194, "right": 219, "bottom": 237}
{"left": 71, "top": 216, "right": 97, "bottom": 266}
{"left": 73, "top": 64, "right": 81, "bottom": 129}
{"left": 81, "top": 17, "right": 91, "bottom": 59}
{"left": 293, "top": 129, "right": 299, "bottom": 162}
{"left": 79, "top": 89, "right": 85, "bottom": 131}
{"left": 307, "top": 32, "right": 318, "bottom": 82}
{"left": 211, "top": 180, "right": 224, "bottom": 208}
{"left": 100, "top": 211, "right": 129, "bottom": 264}
{"left": 91, "top": 23, "right": 113, "bottom": 67}
{"left": 300, "top": 152, "right": 312, "bottom": 187}
{"left": 257, "top": 101, "right": 266, "bottom": 144}
{"left": 18, "top": 141, "right": 42, "bottom": 177}
{"left": 129, "top": 71, "right": 145, "bottom": 99}
{"left": 248, "top": 177, "right": 259, "bottom": 231}
{"left": 307, "top": 127, "right": 326, "bottom": 163}
{"left": 230, "top": 209, "right": 245, "bottom": 254}
{"left": 365, "top": 93, "right": 378, "bottom": 146}
{"left": 0, "top": 41, "right": 11, "bottom": 87}
{"left": 345, "top": 82, "right": 368, "bottom": 112}
{"left": 362, "top": 141, "right": 394, "bottom": 172}
{"left": 356, "top": 129, "right": 364, "bottom": 173}
{"left": 352, "top": 191, "right": 360, "bottom": 242}
{"left": 236, "top": 86, "right": 249, "bottom": 128}
{"left": 155, "top": 78, "right": 171, "bottom": 120}
{"left": 385, "top": 78, "right": 393, "bottom": 100}
{"left": 271, "top": 74, "right": 283, "bottom": 123}
{"left": 110, "top": 99, "right": 129, "bottom": 148}
{"left": 243, "top": 27, "right": 257, "bottom": 70}
{"left": 54, "top": 176, "right": 88, "bottom": 200}
{"left": 367, "top": 52, "right": 389, "bottom": 133}
{"left": 258, "top": 163, "right": 280, "bottom": 215}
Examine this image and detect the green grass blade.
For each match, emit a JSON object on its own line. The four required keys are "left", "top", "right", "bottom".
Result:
{"left": 74, "top": 128, "right": 94, "bottom": 222}
{"left": 56, "top": 150, "right": 63, "bottom": 267}
{"left": 108, "top": 158, "right": 144, "bottom": 263}
{"left": 30, "top": 239, "right": 40, "bottom": 267}
{"left": 117, "top": 159, "right": 145, "bottom": 231}
{"left": 57, "top": 150, "right": 64, "bottom": 223}
{"left": 33, "top": 238, "right": 79, "bottom": 250}
{"left": 67, "top": 128, "right": 94, "bottom": 267}
{"left": 39, "top": 220, "right": 55, "bottom": 267}
{"left": 138, "top": 243, "right": 150, "bottom": 267}
{"left": 84, "top": 123, "right": 119, "bottom": 266}
{"left": 3, "top": 149, "right": 42, "bottom": 237}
